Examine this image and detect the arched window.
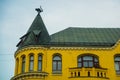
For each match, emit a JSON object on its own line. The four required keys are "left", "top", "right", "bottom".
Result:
{"left": 22, "top": 56, "right": 25, "bottom": 73}
{"left": 78, "top": 55, "right": 99, "bottom": 68}
{"left": 114, "top": 56, "right": 120, "bottom": 74}
{"left": 16, "top": 58, "right": 19, "bottom": 74}
{"left": 38, "top": 55, "right": 42, "bottom": 71}
{"left": 29, "top": 55, "right": 34, "bottom": 71}
{"left": 53, "top": 55, "right": 62, "bottom": 71}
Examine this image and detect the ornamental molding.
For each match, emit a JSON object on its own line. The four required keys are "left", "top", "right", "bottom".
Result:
{"left": 112, "top": 40, "right": 120, "bottom": 49}
{"left": 15, "top": 46, "right": 47, "bottom": 57}
{"left": 15, "top": 40, "right": 120, "bottom": 57}
{"left": 11, "top": 72, "right": 48, "bottom": 80}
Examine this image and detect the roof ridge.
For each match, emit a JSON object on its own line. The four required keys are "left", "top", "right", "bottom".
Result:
{"left": 51, "top": 27, "right": 120, "bottom": 36}
{"left": 50, "top": 27, "right": 69, "bottom": 36}
{"left": 68, "top": 27, "right": 120, "bottom": 29}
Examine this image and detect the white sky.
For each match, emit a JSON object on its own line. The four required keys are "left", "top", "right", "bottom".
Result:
{"left": 0, "top": 0, "right": 120, "bottom": 80}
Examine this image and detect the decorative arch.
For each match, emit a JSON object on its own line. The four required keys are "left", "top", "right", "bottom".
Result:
{"left": 77, "top": 53, "right": 99, "bottom": 68}
{"left": 78, "top": 53, "right": 99, "bottom": 58}
{"left": 114, "top": 54, "right": 120, "bottom": 57}
{"left": 52, "top": 53, "right": 62, "bottom": 58}
{"left": 29, "top": 53, "right": 34, "bottom": 56}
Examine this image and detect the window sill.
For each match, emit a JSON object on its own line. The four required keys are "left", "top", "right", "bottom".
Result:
{"left": 52, "top": 71, "right": 62, "bottom": 75}
{"left": 116, "top": 74, "right": 120, "bottom": 76}
{"left": 116, "top": 71, "right": 120, "bottom": 75}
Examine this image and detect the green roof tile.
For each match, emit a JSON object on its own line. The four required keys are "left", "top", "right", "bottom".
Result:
{"left": 50, "top": 27, "right": 120, "bottom": 47}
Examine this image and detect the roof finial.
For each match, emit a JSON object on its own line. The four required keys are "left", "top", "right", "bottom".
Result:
{"left": 35, "top": 6, "right": 43, "bottom": 14}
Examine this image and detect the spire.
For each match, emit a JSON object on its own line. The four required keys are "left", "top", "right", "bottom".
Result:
{"left": 17, "top": 7, "right": 50, "bottom": 48}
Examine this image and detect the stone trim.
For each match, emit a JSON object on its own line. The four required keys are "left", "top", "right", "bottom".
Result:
{"left": 11, "top": 72, "right": 48, "bottom": 80}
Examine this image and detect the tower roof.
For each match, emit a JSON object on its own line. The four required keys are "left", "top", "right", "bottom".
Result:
{"left": 17, "top": 9, "right": 50, "bottom": 48}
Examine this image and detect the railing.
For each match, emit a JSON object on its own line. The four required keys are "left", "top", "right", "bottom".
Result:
{"left": 69, "top": 67, "right": 109, "bottom": 79}
{"left": 11, "top": 71, "right": 48, "bottom": 80}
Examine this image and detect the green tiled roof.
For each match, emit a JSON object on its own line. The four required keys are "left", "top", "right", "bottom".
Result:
{"left": 17, "top": 12, "right": 120, "bottom": 48}
{"left": 50, "top": 27, "right": 120, "bottom": 47}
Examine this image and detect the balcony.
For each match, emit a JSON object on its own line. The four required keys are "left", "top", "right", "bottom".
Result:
{"left": 69, "top": 67, "right": 109, "bottom": 80}
{"left": 11, "top": 72, "right": 48, "bottom": 80}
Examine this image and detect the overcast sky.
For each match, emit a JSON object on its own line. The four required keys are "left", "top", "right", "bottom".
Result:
{"left": 0, "top": 0, "right": 120, "bottom": 80}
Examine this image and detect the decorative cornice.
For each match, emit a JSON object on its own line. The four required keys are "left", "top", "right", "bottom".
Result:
{"left": 15, "top": 45, "right": 47, "bottom": 57}
{"left": 112, "top": 40, "right": 120, "bottom": 49}
{"left": 15, "top": 40, "right": 120, "bottom": 57}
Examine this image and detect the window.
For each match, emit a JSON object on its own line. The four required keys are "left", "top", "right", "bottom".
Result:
{"left": 22, "top": 56, "right": 25, "bottom": 73}
{"left": 29, "top": 55, "right": 34, "bottom": 71}
{"left": 38, "top": 55, "right": 42, "bottom": 71}
{"left": 114, "top": 56, "right": 120, "bottom": 74}
{"left": 53, "top": 55, "right": 62, "bottom": 71}
{"left": 78, "top": 55, "right": 99, "bottom": 68}
{"left": 16, "top": 58, "right": 19, "bottom": 74}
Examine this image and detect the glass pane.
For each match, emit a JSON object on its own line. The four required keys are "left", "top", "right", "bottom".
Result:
{"left": 30, "top": 61, "right": 34, "bottom": 71}
{"left": 22, "top": 57, "right": 25, "bottom": 73}
{"left": 53, "top": 61, "right": 57, "bottom": 70}
{"left": 58, "top": 62, "right": 62, "bottom": 70}
{"left": 94, "top": 63, "right": 99, "bottom": 67}
{"left": 22, "top": 62, "right": 25, "bottom": 72}
{"left": 78, "top": 57, "right": 81, "bottom": 61}
{"left": 115, "top": 57, "right": 120, "bottom": 61}
{"left": 53, "top": 56, "right": 61, "bottom": 60}
{"left": 115, "top": 62, "right": 120, "bottom": 71}
{"left": 83, "top": 62, "right": 88, "bottom": 67}
{"left": 22, "top": 57, "right": 25, "bottom": 62}
{"left": 38, "top": 55, "right": 42, "bottom": 60}
{"left": 16, "top": 59, "right": 19, "bottom": 73}
{"left": 89, "top": 62, "right": 93, "bottom": 67}
{"left": 94, "top": 57, "right": 98, "bottom": 62}
{"left": 83, "top": 56, "right": 93, "bottom": 60}
{"left": 38, "top": 61, "right": 42, "bottom": 71}
{"left": 78, "top": 63, "right": 82, "bottom": 67}
{"left": 30, "top": 55, "right": 34, "bottom": 60}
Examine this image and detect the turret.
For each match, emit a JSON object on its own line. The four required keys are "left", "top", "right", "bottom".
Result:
{"left": 17, "top": 7, "right": 50, "bottom": 49}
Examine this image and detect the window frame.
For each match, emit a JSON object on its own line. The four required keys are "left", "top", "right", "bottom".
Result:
{"left": 29, "top": 54, "right": 34, "bottom": 71}
{"left": 77, "top": 54, "right": 99, "bottom": 68}
{"left": 21, "top": 55, "right": 26, "bottom": 73}
{"left": 114, "top": 55, "right": 120, "bottom": 75}
{"left": 16, "top": 58, "right": 19, "bottom": 74}
{"left": 52, "top": 54, "right": 62, "bottom": 73}
{"left": 38, "top": 54, "right": 42, "bottom": 71}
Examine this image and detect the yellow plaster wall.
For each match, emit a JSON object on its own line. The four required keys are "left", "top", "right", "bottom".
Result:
{"left": 12, "top": 41, "right": 120, "bottom": 80}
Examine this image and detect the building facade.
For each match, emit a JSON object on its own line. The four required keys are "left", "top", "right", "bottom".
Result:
{"left": 11, "top": 8, "right": 120, "bottom": 80}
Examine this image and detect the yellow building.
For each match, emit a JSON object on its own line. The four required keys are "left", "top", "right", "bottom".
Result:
{"left": 11, "top": 8, "right": 120, "bottom": 80}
